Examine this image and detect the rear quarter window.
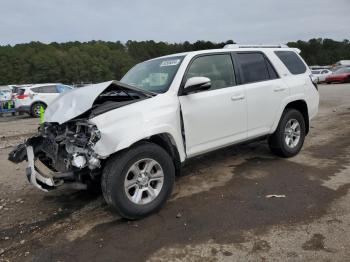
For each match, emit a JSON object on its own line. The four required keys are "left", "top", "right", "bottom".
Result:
{"left": 275, "top": 51, "right": 307, "bottom": 75}
{"left": 18, "top": 89, "right": 26, "bottom": 95}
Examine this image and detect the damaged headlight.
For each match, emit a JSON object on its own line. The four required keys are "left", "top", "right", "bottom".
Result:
{"left": 88, "top": 125, "right": 101, "bottom": 146}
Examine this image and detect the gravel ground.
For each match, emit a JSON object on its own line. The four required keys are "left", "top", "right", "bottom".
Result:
{"left": 0, "top": 83, "right": 350, "bottom": 262}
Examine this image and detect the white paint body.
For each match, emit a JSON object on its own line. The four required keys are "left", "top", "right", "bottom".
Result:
{"left": 45, "top": 47, "right": 319, "bottom": 163}
{"left": 15, "top": 83, "right": 72, "bottom": 110}
{"left": 311, "top": 69, "right": 332, "bottom": 83}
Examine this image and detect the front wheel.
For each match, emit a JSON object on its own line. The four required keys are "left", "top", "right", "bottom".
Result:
{"left": 102, "top": 142, "right": 175, "bottom": 219}
{"left": 268, "top": 109, "right": 306, "bottom": 158}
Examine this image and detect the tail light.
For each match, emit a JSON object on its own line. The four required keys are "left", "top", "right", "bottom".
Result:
{"left": 309, "top": 74, "right": 318, "bottom": 91}
{"left": 17, "top": 94, "right": 29, "bottom": 99}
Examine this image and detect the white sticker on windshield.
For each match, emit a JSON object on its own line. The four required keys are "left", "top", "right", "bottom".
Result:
{"left": 160, "top": 59, "right": 181, "bottom": 67}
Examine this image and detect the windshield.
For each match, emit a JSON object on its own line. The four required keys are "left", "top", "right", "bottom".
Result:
{"left": 334, "top": 67, "right": 350, "bottom": 74}
{"left": 121, "top": 56, "right": 185, "bottom": 93}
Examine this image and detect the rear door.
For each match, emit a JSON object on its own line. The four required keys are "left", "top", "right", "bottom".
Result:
{"left": 179, "top": 53, "right": 247, "bottom": 157}
{"left": 232, "top": 52, "right": 289, "bottom": 138}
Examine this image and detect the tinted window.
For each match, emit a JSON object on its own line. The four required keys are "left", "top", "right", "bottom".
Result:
{"left": 42, "top": 85, "right": 58, "bottom": 93}
{"left": 235, "top": 53, "right": 273, "bottom": 84}
{"left": 334, "top": 67, "right": 350, "bottom": 74}
{"left": 266, "top": 58, "right": 279, "bottom": 79}
{"left": 57, "top": 85, "right": 72, "bottom": 93}
{"left": 32, "top": 85, "right": 58, "bottom": 93}
{"left": 275, "top": 51, "right": 307, "bottom": 75}
{"left": 17, "top": 89, "right": 25, "bottom": 96}
{"left": 31, "top": 87, "right": 41, "bottom": 93}
{"left": 186, "top": 54, "right": 236, "bottom": 90}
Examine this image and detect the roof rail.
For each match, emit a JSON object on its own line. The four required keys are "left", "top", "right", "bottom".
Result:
{"left": 223, "top": 44, "right": 288, "bottom": 49}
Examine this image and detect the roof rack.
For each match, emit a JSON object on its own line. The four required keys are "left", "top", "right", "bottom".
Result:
{"left": 223, "top": 44, "right": 288, "bottom": 49}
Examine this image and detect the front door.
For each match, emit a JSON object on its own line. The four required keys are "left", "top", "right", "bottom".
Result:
{"left": 179, "top": 53, "right": 247, "bottom": 157}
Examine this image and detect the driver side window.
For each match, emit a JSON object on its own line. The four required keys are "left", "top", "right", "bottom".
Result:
{"left": 186, "top": 54, "right": 236, "bottom": 91}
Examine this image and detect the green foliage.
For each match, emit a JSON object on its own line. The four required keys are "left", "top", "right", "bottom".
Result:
{"left": 0, "top": 38, "right": 349, "bottom": 85}
{"left": 287, "top": 38, "right": 350, "bottom": 65}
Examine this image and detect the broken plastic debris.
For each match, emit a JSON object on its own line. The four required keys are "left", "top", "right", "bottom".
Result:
{"left": 265, "top": 194, "right": 286, "bottom": 198}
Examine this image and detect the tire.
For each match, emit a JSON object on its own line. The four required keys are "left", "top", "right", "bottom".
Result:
{"left": 268, "top": 109, "right": 306, "bottom": 158}
{"left": 30, "top": 102, "right": 46, "bottom": 118}
{"left": 102, "top": 142, "right": 175, "bottom": 219}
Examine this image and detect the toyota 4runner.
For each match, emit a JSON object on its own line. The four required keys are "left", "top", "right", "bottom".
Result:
{"left": 9, "top": 44, "right": 319, "bottom": 219}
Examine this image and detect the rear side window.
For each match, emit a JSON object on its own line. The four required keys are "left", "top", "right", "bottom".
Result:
{"left": 275, "top": 51, "right": 307, "bottom": 75}
{"left": 41, "top": 85, "right": 58, "bottom": 93}
{"left": 235, "top": 53, "right": 278, "bottom": 84}
{"left": 186, "top": 54, "right": 236, "bottom": 90}
{"left": 32, "top": 85, "right": 58, "bottom": 93}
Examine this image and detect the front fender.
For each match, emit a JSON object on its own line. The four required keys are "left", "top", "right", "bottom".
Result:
{"left": 89, "top": 94, "right": 186, "bottom": 161}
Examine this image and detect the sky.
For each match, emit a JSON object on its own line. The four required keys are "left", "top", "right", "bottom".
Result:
{"left": 0, "top": 0, "right": 349, "bottom": 45}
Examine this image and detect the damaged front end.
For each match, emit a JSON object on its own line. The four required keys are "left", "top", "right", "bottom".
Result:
{"left": 9, "top": 121, "right": 103, "bottom": 191}
{"left": 8, "top": 80, "right": 153, "bottom": 192}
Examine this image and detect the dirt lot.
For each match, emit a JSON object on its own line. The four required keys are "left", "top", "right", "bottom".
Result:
{"left": 0, "top": 84, "right": 350, "bottom": 262}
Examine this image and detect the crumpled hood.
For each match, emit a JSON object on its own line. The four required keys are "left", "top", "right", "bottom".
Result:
{"left": 44, "top": 80, "right": 152, "bottom": 124}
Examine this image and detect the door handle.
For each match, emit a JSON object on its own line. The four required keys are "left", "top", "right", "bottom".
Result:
{"left": 273, "top": 87, "right": 286, "bottom": 92}
{"left": 231, "top": 94, "right": 245, "bottom": 101}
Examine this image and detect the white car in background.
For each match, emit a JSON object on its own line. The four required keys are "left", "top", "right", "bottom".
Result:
{"left": 15, "top": 83, "right": 73, "bottom": 117}
{"left": 311, "top": 69, "right": 332, "bottom": 83}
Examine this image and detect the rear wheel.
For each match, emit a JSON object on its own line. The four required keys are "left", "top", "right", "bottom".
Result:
{"left": 268, "top": 109, "right": 306, "bottom": 158}
{"left": 30, "top": 102, "right": 46, "bottom": 118}
{"left": 102, "top": 142, "right": 175, "bottom": 219}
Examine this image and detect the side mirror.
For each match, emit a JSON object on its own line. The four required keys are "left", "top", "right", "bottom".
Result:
{"left": 183, "top": 77, "right": 211, "bottom": 95}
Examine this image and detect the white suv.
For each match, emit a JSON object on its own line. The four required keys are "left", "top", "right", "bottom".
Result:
{"left": 9, "top": 45, "right": 319, "bottom": 219}
{"left": 15, "top": 83, "right": 72, "bottom": 117}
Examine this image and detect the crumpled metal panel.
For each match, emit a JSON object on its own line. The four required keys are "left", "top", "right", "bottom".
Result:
{"left": 44, "top": 81, "right": 113, "bottom": 124}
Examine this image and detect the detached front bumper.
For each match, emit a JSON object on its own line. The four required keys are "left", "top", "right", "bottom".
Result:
{"left": 24, "top": 145, "right": 88, "bottom": 192}
{"left": 25, "top": 146, "right": 56, "bottom": 192}
{"left": 9, "top": 141, "right": 87, "bottom": 192}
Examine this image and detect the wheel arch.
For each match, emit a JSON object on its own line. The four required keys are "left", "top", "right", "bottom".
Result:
{"left": 284, "top": 100, "right": 309, "bottom": 135}
{"left": 132, "top": 133, "right": 182, "bottom": 177}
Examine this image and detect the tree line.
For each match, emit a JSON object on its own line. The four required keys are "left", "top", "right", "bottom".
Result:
{"left": 0, "top": 38, "right": 349, "bottom": 85}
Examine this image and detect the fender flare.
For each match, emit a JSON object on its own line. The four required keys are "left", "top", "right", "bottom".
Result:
{"left": 270, "top": 95, "right": 309, "bottom": 134}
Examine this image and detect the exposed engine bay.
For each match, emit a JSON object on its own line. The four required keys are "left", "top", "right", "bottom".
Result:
{"left": 39, "top": 121, "right": 102, "bottom": 171}
{"left": 8, "top": 81, "right": 154, "bottom": 191}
